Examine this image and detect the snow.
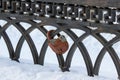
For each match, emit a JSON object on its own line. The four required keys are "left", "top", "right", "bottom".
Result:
{"left": 0, "top": 58, "right": 116, "bottom": 80}
{"left": 0, "top": 20, "right": 119, "bottom": 80}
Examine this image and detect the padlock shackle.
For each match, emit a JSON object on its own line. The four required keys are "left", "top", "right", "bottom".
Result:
{"left": 47, "top": 30, "right": 61, "bottom": 40}
{"left": 47, "top": 30, "right": 54, "bottom": 40}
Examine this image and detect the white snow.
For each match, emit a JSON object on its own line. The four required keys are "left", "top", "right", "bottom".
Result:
{"left": 0, "top": 20, "right": 119, "bottom": 80}
{"left": 0, "top": 58, "right": 117, "bottom": 80}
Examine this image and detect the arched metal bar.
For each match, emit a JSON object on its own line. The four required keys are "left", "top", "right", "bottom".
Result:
{"left": 0, "top": 26, "right": 15, "bottom": 59}
{"left": 77, "top": 42, "right": 94, "bottom": 76}
{"left": 14, "top": 21, "right": 47, "bottom": 61}
{"left": 0, "top": 22, "right": 11, "bottom": 32}
{"left": 94, "top": 36, "right": 120, "bottom": 75}
{"left": 14, "top": 27, "right": 35, "bottom": 59}
{"left": 37, "top": 20, "right": 94, "bottom": 75}
{"left": 56, "top": 54, "right": 65, "bottom": 71}
{"left": 92, "top": 33, "right": 120, "bottom": 78}
{"left": 65, "top": 33, "right": 90, "bottom": 69}
{"left": 37, "top": 26, "right": 47, "bottom": 37}
{"left": 38, "top": 28, "right": 66, "bottom": 72}
{"left": 0, "top": 20, "right": 17, "bottom": 60}
{"left": 38, "top": 39, "right": 48, "bottom": 65}
{"left": 11, "top": 22, "right": 39, "bottom": 64}
{"left": 3, "top": 18, "right": 47, "bottom": 63}
{"left": 63, "top": 29, "right": 93, "bottom": 76}
{"left": 38, "top": 29, "right": 65, "bottom": 67}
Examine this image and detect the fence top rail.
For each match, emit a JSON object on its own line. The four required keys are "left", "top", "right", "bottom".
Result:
{"left": 34, "top": 0, "right": 120, "bottom": 8}
{"left": 3, "top": 0, "right": 120, "bottom": 8}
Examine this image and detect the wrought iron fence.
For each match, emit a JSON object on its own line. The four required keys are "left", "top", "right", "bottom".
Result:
{"left": 0, "top": 0, "right": 120, "bottom": 79}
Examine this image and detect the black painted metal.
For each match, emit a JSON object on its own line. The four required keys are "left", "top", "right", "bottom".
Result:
{"left": 0, "top": 0, "right": 120, "bottom": 79}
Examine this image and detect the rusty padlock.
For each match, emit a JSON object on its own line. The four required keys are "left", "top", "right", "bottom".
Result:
{"left": 47, "top": 30, "right": 69, "bottom": 55}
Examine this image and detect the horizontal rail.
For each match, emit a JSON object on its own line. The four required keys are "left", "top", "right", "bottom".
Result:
{"left": 36, "top": 0, "right": 120, "bottom": 8}
{"left": 0, "top": 0, "right": 120, "bottom": 26}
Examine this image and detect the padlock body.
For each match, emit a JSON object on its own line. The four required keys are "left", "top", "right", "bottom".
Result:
{"left": 48, "top": 39, "right": 69, "bottom": 54}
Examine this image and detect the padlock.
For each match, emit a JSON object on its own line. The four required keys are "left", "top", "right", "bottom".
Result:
{"left": 47, "top": 30, "right": 69, "bottom": 55}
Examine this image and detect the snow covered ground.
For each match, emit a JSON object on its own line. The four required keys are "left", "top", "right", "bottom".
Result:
{"left": 0, "top": 20, "right": 119, "bottom": 80}
{"left": 0, "top": 58, "right": 117, "bottom": 80}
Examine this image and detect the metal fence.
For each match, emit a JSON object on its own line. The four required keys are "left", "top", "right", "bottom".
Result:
{"left": 0, "top": 0, "right": 120, "bottom": 79}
